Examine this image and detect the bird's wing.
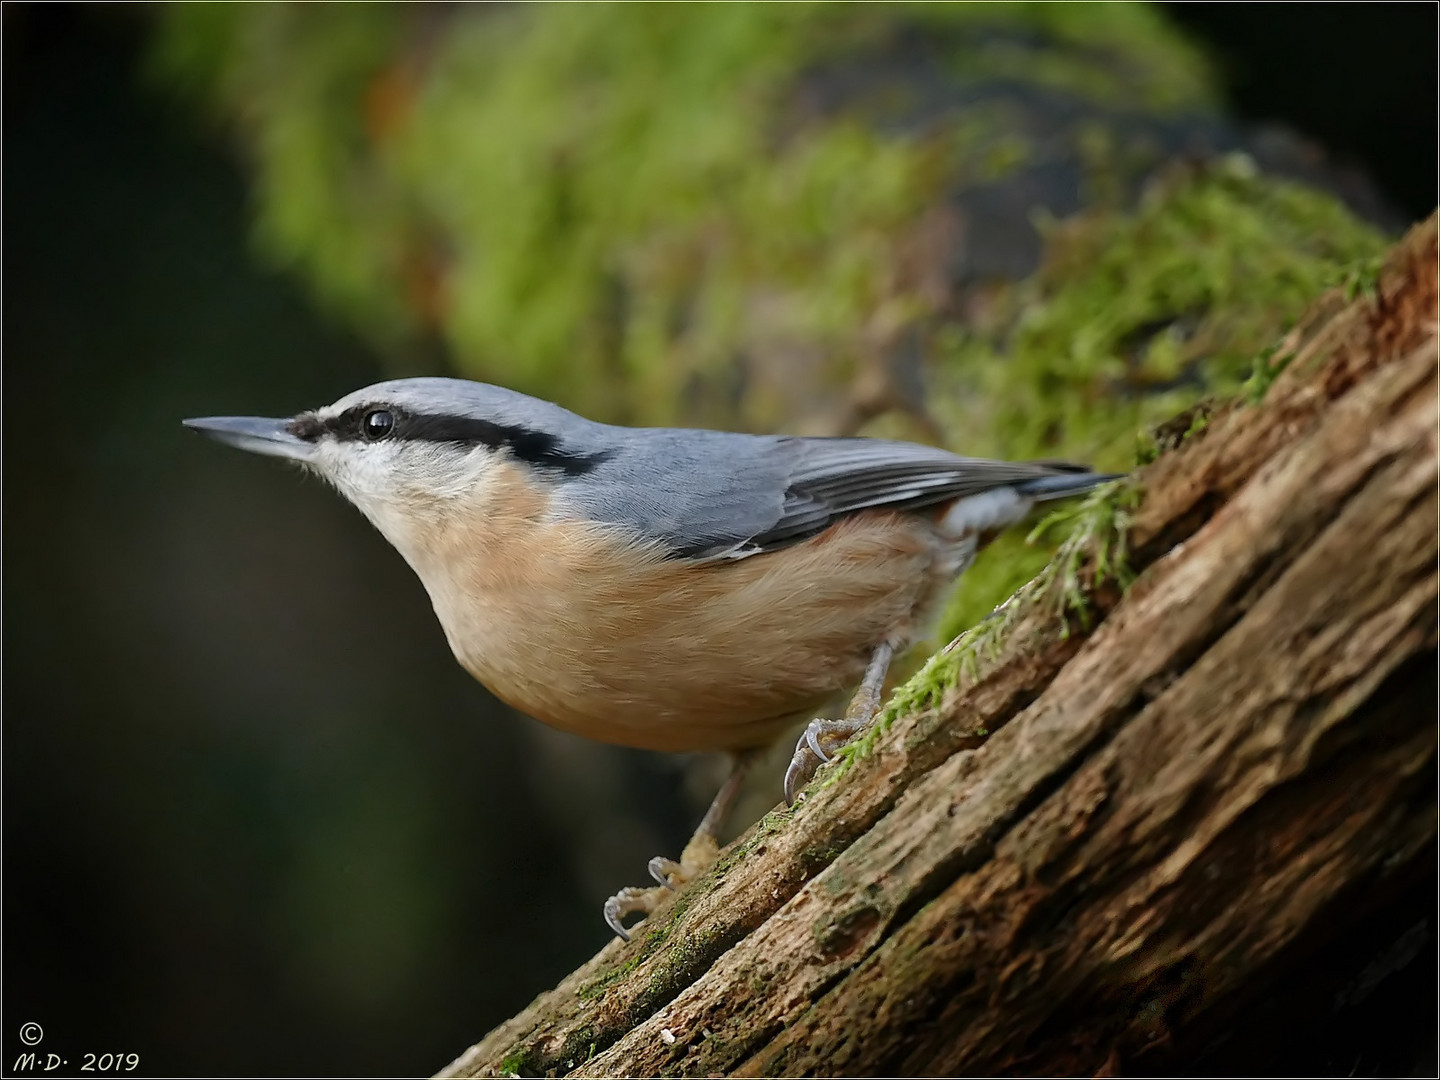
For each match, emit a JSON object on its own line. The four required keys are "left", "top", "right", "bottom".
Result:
{"left": 702, "top": 437, "right": 1091, "bottom": 559}
{"left": 569, "top": 430, "right": 1097, "bottom": 562}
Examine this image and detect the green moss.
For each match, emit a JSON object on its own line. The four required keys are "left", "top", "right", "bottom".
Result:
{"left": 1241, "top": 345, "right": 1288, "bottom": 404}
{"left": 931, "top": 157, "right": 1384, "bottom": 466}
{"left": 1135, "top": 430, "right": 1162, "bottom": 467}
{"left": 929, "top": 156, "right": 1385, "bottom": 633}
{"left": 150, "top": 2, "right": 1219, "bottom": 427}
{"left": 1337, "top": 253, "right": 1385, "bottom": 304}
{"left": 1139, "top": 398, "right": 1219, "bottom": 457}
{"left": 498, "top": 1045, "right": 540, "bottom": 1078}
{"left": 935, "top": 158, "right": 1384, "bottom": 456}
{"left": 1026, "top": 478, "right": 1140, "bottom": 634}
{"left": 640, "top": 923, "right": 724, "bottom": 1009}
{"left": 575, "top": 958, "right": 633, "bottom": 1003}
{"left": 554, "top": 1025, "right": 600, "bottom": 1072}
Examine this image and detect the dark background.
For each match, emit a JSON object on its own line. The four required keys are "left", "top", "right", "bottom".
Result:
{"left": 4, "top": 4, "right": 1435, "bottom": 1076}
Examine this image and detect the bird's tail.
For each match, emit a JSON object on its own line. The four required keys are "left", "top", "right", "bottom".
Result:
{"left": 1013, "top": 470, "right": 1125, "bottom": 501}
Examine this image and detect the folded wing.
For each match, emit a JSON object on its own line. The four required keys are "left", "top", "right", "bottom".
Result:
{"left": 684, "top": 437, "right": 1101, "bottom": 560}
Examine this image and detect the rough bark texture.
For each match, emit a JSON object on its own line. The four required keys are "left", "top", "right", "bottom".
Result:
{"left": 440, "top": 216, "right": 1437, "bottom": 1079}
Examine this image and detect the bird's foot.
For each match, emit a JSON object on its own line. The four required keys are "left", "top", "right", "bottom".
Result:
{"left": 783, "top": 715, "right": 868, "bottom": 806}
{"left": 603, "top": 831, "right": 721, "bottom": 941}
{"left": 602, "top": 884, "right": 663, "bottom": 942}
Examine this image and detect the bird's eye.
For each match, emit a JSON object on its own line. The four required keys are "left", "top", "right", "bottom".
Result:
{"left": 362, "top": 409, "right": 395, "bottom": 441}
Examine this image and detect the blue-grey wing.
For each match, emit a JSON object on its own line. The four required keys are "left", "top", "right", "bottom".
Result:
{"left": 564, "top": 429, "right": 1099, "bottom": 561}
{"left": 742, "top": 437, "right": 1097, "bottom": 559}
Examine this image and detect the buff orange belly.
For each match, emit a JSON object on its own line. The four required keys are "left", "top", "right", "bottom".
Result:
{"left": 420, "top": 510, "right": 954, "bottom": 752}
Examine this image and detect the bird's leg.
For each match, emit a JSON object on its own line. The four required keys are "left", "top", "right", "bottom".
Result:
{"left": 603, "top": 749, "right": 758, "bottom": 941}
{"left": 784, "top": 638, "right": 897, "bottom": 806}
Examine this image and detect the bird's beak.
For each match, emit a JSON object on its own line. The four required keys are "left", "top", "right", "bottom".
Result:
{"left": 182, "top": 416, "right": 316, "bottom": 462}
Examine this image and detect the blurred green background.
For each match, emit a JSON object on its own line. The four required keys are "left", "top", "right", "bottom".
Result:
{"left": 4, "top": 3, "right": 1434, "bottom": 1075}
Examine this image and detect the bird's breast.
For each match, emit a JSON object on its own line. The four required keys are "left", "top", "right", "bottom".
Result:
{"left": 400, "top": 469, "right": 958, "bottom": 753}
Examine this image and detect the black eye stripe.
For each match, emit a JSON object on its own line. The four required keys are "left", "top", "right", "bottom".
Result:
{"left": 287, "top": 404, "right": 610, "bottom": 476}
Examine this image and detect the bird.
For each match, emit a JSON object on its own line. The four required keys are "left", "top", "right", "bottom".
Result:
{"left": 185, "top": 377, "right": 1118, "bottom": 938}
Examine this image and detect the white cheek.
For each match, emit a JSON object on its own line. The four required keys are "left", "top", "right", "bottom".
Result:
{"left": 424, "top": 447, "right": 497, "bottom": 499}
{"left": 309, "top": 441, "right": 498, "bottom": 551}
{"left": 313, "top": 443, "right": 389, "bottom": 504}
{"left": 308, "top": 444, "right": 403, "bottom": 534}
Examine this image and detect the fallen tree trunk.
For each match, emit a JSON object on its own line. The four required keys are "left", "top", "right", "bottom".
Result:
{"left": 441, "top": 215, "right": 1437, "bottom": 1078}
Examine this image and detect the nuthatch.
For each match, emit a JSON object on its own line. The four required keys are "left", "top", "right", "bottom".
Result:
{"left": 185, "top": 378, "right": 1117, "bottom": 938}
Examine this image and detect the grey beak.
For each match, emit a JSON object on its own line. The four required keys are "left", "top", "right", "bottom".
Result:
{"left": 183, "top": 416, "right": 316, "bottom": 462}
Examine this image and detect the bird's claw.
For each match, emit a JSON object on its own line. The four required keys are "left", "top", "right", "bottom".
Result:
{"left": 648, "top": 855, "right": 683, "bottom": 889}
{"left": 603, "top": 884, "right": 666, "bottom": 942}
{"left": 783, "top": 742, "right": 821, "bottom": 807}
{"left": 805, "top": 723, "right": 833, "bottom": 763}
{"left": 784, "top": 717, "right": 866, "bottom": 806}
{"left": 606, "top": 837, "right": 718, "bottom": 940}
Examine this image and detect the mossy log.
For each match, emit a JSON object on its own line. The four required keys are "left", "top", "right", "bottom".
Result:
{"left": 440, "top": 215, "right": 1437, "bottom": 1079}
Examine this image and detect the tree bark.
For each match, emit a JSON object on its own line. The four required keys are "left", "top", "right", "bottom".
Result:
{"left": 440, "top": 215, "right": 1437, "bottom": 1079}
